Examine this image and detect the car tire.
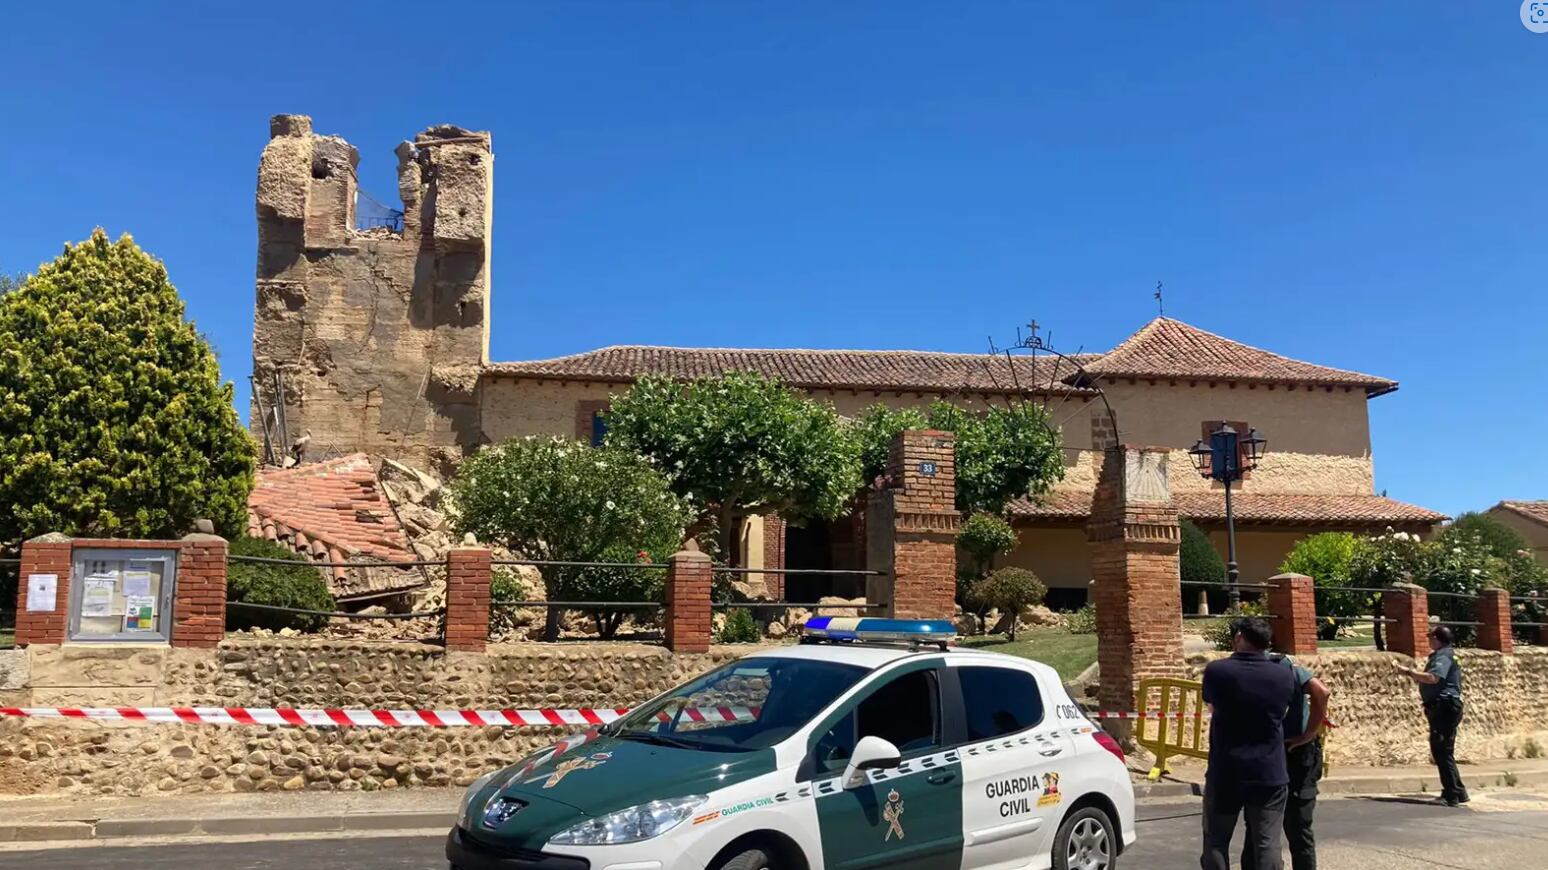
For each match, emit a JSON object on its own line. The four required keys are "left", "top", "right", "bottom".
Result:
{"left": 1052, "top": 805, "right": 1117, "bottom": 870}
{"left": 714, "top": 847, "right": 774, "bottom": 870}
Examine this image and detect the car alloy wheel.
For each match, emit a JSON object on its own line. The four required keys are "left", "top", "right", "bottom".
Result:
{"left": 1066, "top": 816, "right": 1111, "bottom": 870}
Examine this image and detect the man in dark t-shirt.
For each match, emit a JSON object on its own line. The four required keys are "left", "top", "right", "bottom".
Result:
{"left": 1200, "top": 617, "right": 1298, "bottom": 870}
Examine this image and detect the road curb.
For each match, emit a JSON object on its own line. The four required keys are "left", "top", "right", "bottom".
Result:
{"left": 1133, "top": 764, "right": 1548, "bottom": 802}
{"left": 0, "top": 812, "right": 457, "bottom": 845}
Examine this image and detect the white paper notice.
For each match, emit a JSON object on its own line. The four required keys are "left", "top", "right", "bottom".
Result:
{"left": 26, "top": 574, "right": 58, "bottom": 612}
{"left": 123, "top": 571, "right": 153, "bottom": 598}
{"left": 123, "top": 596, "right": 156, "bottom": 632}
{"left": 82, "top": 575, "right": 117, "bottom": 617}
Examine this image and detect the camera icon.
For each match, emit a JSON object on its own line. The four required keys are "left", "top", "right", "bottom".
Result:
{"left": 1525, "top": 0, "right": 1548, "bottom": 31}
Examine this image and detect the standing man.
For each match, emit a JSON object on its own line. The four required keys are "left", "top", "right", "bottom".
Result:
{"left": 1200, "top": 617, "right": 1299, "bottom": 870}
{"left": 1396, "top": 625, "right": 1469, "bottom": 807}
{"left": 1247, "top": 655, "right": 1331, "bottom": 870}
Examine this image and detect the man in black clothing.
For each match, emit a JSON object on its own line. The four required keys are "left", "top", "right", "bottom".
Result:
{"left": 1200, "top": 617, "right": 1298, "bottom": 870}
{"left": 1396, "top": 625, "right": 1469, "bottom": 807}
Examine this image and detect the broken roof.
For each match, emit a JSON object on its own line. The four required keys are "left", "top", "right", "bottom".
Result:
{"left": 486, "top": 317, "right": 1397, "bottom": 397}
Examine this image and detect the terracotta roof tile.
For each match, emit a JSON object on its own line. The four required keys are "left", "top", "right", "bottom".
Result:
{"left": 1011, "top": 490, "right": 1445, "bottom": 526}
{"left": 486, "top": 346, "right": 1101, "bottom": 395}
{"left": 1072, "top": 318, "right": 1397, "bottom": 395}
{"left": 247, "top": 454, "right": 421, "bottom": 599}
{"left": 1495, "top": 500, "right": 1548, "bottom": 527}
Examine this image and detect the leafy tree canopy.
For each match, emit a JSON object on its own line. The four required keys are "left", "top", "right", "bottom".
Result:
{"left": 0, "top": 231, "right": 254, "bottom": 543}
{"left": 449, "top": 436, "right": 690, "bottom": 636}
{"left": 957, "top": 511, "right": 1018, "bottom": 574}
{"left": 855, "top": 400, "right": 1064, "bottom": 514}
{"left": 1280, "top": 531, "right": 1366, "bottom": 618}
{"left": 604, "top": 373, "right": 863, "bottom": 536}
{"left": 1449, "top": 512, "right": 1531, "bottom": 560}
{"left": 1180, "top": 518, "right": 1226, "bottom": 587}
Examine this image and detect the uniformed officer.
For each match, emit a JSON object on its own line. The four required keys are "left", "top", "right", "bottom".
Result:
{"left": 1395, "top": 625, "right": 1469, "bottom": 807}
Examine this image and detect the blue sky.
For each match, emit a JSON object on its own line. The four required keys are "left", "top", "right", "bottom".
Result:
{"left": 3, "top": 2, "right": 1544, "bottom": 518}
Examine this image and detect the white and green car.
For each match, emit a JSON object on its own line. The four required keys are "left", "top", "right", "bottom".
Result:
{"left": 449, "top": 618, "right": 1135, "bottom": 870}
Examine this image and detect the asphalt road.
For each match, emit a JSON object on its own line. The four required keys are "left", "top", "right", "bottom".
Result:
{"left": 2, "top": 792, "right": 1544, "bottom": 869}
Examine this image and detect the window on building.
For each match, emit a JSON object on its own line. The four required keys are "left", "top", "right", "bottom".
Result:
{"left": 959, "top": 666, "right": 1044, "bottom": 739}
{"left": 590, "top": 410, "right": 607, "bottom": 447}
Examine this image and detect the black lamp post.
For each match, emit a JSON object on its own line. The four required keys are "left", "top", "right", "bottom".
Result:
{"left": 1189, "top": 423, "right": 1268, "bottom": 608}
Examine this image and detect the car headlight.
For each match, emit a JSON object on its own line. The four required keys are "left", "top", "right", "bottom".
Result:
{"left": 457, "top": 771, "right": 498, "bottom": 829}
{"left": 547, "top": 795, "right": 707, "bottom": 846}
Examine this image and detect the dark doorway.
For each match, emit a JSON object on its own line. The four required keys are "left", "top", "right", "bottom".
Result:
{"left": 785, "top": 517, "right": 865, "bottom": 602}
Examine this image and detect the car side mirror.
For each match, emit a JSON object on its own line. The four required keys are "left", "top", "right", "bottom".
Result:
{"left": 842, "top": 736, "right": 901, "bottom": 790}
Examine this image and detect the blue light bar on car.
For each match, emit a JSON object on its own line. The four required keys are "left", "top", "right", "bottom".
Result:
{"left": 803, "top": 617, "right": 958, "bottom": 644}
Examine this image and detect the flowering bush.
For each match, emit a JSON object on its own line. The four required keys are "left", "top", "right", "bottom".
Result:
{"left": 450, "top": 437, "right": 690, "bottom": 639}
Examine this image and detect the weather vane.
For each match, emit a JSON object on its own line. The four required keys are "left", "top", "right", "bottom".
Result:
{"left": 1154, "top": 281, "right": 1165, "bottom": 317}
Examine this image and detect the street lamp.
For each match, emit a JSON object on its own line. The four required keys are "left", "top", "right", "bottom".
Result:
{"left": 1189, "top": 423, "right": 1268, "bottom": 608}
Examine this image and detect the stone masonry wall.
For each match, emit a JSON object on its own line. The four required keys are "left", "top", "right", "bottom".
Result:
{"left": 253, "top": 115, "right": 492, "bottom": 475}
{"left": 0, "top": 641, "right": 766, "bottom": 797}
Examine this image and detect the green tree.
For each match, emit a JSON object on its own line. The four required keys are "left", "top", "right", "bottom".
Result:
{"left": 1180, "top": 519, "right": 1226, "bottom": 587}
{"left": 449, "top": 437, "right": 690, "bottom": 639}
{"left": 604, "top": 373, "right": 862, "bottom": 554}
{"left": 957, "top": 512, "right": 1018, "bottom": 575}
{"left": 0, "top": 231, "right": 255, "bottom": 544}
{"left": 1281, "top": 532, "right": 1369, "bottom": 635}
{"left": 1449, "top": 512, "right": 1531, "bottom": 560}
{"left": 0, "top": 272, "right": 24, "bottom": 297}
{"left": 964, "top": 567, "right": 1048, "bottom": 641}
{"left": 853, "top": 404, "right": 928, "bottom": 484}
{"left": 855, "top": 400, "right": 1064, "bottom": 514}
{"left": 225, "top": 537, "right": 335, "bottom": 633}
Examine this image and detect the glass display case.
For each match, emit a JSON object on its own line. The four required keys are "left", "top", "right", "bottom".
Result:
{"left": 67, "top": 548, "right": 178, "bottom": 643}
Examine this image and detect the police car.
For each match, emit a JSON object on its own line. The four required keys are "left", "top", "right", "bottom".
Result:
{"left": 449, "top": 617, "right": 1135, "bottom": 870}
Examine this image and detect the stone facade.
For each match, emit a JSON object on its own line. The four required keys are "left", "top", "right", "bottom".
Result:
{"left": 0, "top": 641, "right": 765, "bottom": 797}
{"left": 253, "top": 115, "right": 492, "bottom": 476}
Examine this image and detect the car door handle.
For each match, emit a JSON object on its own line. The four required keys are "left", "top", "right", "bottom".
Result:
{"left": 927, "top": 771, "right": 957, "bottom": 786}
{"left": 1039, "top": 748, "right": 1064, "bottom": 757}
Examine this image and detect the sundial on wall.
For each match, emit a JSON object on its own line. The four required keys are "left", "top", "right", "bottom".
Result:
{"left": 1124, "top": 451, "right": 1170, "bottom": 503}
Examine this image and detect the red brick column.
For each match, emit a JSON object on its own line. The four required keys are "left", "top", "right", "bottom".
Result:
{"left": 762, "top": 515, "right": 786, "bottom": 601}
{"left": 863, "top": 430, "right": 959, "bottom": 620}
{"left": 1087, "top": 446, "right": 1184, "bottom": 726}
{"left": 1383, "top": 583, "right": 1431, "bottom": 658}
{"left": 1268, "top": 573, "right": 1318, "bottom": 655}
{"left": 14, "top": 534, "right": 73, "bottom": 647}
{"left": 665, "top": 545, "right": 712, "bottom": 653}
{"left": 1476, "top": 587, "right": 1514, "bottom": 654}
{"left": 444, "top": 548, "right": 492, "bottom": 653}
{"left": 172, "top": 534, "right": 228, "bottom": 649}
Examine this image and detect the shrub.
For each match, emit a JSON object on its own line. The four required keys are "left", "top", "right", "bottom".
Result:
{"left": 717, "top": 608, "right": 761, "bottom": 644}
{"left": 1450, "top": 513, "right": 1530, "bottom": 559}
{"left": 1180, "top": 519, "right": 1225, "bottom": 587}
{"left": 0, "top": 231, "right": 255, "bottom": 543}
{"left": 450, "top": 437, "right": 689, "bottom": 639}
{"left": 964, "top": 567, "right": 1047, "bottom": 640}
{"left": 958, "top": 512, "right": 1018, "bottom": 567}
{"left": 1281, "top": 532, "right": 1370, "bottom": 623}
{"left": 1065, "top": 603, "right": 1097, "bottom": 635}
{"left": 225, "top": 537, "right": 335, "bottom": 633}
{"left": 1204, "top": 601, "right": 1269, "bottom": 651}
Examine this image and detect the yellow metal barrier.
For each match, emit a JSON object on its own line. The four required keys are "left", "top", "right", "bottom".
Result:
{"left": 1133, "top": 677, "right": 1336, "bottom": 782}
{"left": 1134, "top": 678, "right": 1209, "bottom": 781}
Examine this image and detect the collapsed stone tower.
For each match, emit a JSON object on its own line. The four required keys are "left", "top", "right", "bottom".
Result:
{"left": 252, "top": 114, "right": 493, "bottom": 474}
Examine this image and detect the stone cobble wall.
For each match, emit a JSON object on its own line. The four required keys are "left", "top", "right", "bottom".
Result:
{"left": 0, "top": 641, "right": 765, "bottom": 797}
{"left": 1185, "top": 648, "right": 1548, "bottom": 767}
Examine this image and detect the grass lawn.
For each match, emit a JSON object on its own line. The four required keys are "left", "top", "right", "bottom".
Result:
{"left": 960, "top": 626, "right": 1098, "bottom": 680}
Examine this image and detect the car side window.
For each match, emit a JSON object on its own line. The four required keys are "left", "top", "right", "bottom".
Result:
{"left": 958, "top": 666, "right": 1043, "bottom": 740}
{"left": 813, "top": 669, "right": 941, "bottom": 773}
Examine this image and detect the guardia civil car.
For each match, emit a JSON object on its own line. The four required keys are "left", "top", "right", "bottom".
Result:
{"left": 449, "top": 618, "right": 1135, "bottom": 870}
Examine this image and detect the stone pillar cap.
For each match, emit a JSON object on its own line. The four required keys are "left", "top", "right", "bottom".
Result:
{"left": 25, "top": 532, "right": 72, "bottom": 543}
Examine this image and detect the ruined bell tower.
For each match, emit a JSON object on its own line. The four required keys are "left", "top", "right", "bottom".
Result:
{"left": 252, "top": 114, "right": 493, "bottom": 474}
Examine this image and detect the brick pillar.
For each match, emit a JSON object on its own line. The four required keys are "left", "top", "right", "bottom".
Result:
{"left": 665, "top": 545, "right": 712, "bottom": 653}
{"left": 444, "top": 548, "right": 492, "bottom": 653}
{"left": 1268, "top": 573, "right": 1318, "bottom": 655}
{"left": 1087, "top": 446, "right": 1184, "bottom": 725}
{"left": 1476, "top": 587, "right": 1514, "bottom": 654}
{"left": 172, "top": 534, "right": 229, "bottom": 649}
{"left": 1383, "top": 583, "right": 1430, "bottom": 658}
{"left": 14, "top": 534, "right": 72, "bottom": 647}
{"left": 864, "top": 430, "right": 959, "bottom": 620}
{"left": 762, "top": 515, "right": 786, "bottom": 601}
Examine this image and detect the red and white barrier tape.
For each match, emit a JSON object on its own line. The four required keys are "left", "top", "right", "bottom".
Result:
{"left": 0, "top": 705, "right": 1189, "bottom": 727}
{"left": 0, "top": 705, "right": 760, "bottom": 728}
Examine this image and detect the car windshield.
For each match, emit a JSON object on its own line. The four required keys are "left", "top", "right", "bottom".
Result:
{"left": 607, "top": 657, "right": 867, "bottom": 752}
